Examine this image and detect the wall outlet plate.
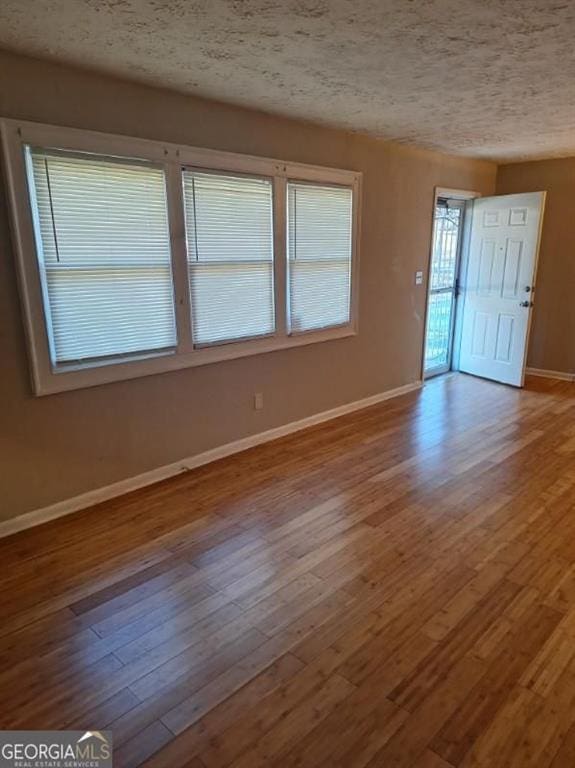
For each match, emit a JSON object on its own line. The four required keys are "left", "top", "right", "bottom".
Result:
{"left": 415, "top": 271, "right": 424, "bottom": 285}
{"left": 254, "top": 392, "right": 264, "bottom": 410}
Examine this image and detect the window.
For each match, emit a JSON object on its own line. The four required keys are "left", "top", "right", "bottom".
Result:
{"left": 287, "top": 182, "right": 353, "bottom": 332}
{"left": 183, "top": 170, "right": 274, "bottom": 346}
{"left": 28, "top": 149, "right": 176, "bottom": 364}
{"left": 2, "top": 119, "right": 360, "bottom": 395}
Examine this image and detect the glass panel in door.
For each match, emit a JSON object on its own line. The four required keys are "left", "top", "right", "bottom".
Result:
{"left": 424, "top": 199, "right": 465, "bottom": 376}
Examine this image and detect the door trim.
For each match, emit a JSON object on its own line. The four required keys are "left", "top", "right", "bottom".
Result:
{"left": 420, "top": 187, "right": 481, "bottom": 382}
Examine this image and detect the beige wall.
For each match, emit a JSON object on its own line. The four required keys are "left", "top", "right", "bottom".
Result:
{"left": 497, "top": 159, "right": 575, "bottom": 375}
{"left": 0, "top": 50, "right": 496, "bottom": 522}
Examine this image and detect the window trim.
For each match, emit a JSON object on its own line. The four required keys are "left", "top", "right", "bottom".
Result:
{"left": 1, "top": 118, "right": 362, "bottom": 396}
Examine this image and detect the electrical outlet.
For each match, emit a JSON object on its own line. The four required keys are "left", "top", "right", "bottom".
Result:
{"left": 415, "top": 270, "right": 424, "bottom": 285}
{"left": 254, "top": 392, "right": 264, "bottom": 411}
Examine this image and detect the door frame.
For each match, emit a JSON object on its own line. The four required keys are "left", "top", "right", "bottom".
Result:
{"left": 420, "top": 187, "right": 481, "bottom": 382}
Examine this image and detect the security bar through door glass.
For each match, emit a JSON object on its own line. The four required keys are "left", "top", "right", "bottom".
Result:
{"left": 424, "top": 198, "right": 465, "bottom": 376}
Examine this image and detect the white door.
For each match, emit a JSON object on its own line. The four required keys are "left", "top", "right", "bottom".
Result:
{"left": 458, "top": 192, "right": 546, "bottom": 387}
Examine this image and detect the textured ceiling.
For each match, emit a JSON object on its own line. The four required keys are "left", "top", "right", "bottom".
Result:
{"left": 1, "top": 0, "right": 575, "bottom": 161}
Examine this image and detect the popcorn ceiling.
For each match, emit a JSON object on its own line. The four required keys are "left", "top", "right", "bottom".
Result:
{"left": 1, "top": 0, "right": 574, "bottom": 161}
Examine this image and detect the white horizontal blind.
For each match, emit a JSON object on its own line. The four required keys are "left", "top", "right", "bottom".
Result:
{"left": 28, "top": 149, "right": 176, "bottom": 364}
{"left": 183, "top": 170, "right": 274, "bottom": 346}
{"left": 287, "top": 182, "right": 353, "bottom": 333}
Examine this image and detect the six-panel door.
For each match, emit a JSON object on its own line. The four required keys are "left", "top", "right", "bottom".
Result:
{"left": 458, "top": 191, "right": 545, "bottom": 387}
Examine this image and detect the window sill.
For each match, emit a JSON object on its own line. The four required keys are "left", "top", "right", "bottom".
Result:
{"left": 35, "top": 325, "right": 358, "bottom": 395}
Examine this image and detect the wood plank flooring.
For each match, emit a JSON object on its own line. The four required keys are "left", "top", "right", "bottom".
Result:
{"left": 1, "top": 373, "right": 575, "bottom": 767}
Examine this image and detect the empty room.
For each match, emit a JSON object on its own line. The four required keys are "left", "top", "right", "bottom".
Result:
{"left": 1, "top": 1, "right": 575, "bottom": 767}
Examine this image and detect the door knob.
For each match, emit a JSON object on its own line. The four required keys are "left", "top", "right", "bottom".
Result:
{"left": 520, "top": 300, "right": 533, "bottom": 308}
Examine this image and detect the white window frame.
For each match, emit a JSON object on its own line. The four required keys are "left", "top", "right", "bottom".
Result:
{"left": 1, "top": 118, "right": 362, "bottom": 396}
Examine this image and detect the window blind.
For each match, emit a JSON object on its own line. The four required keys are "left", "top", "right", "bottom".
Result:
{"left": 183, "top": 170, "right": 275, "bottom": 346}
{"left": 287, "top": 182, "right": 352, "bottom": 333}
{"left": 28, "top": 149, "right": 176, "bottom": 364}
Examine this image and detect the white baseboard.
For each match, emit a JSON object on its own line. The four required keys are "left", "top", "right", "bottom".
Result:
{"left": 526, "top": 367, "right": 575, "bottom": 382}
{"left": 0, "top": 380, "right": 422, "bottom": 539}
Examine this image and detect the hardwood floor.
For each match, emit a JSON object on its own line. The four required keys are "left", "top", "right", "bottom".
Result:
{"left": 1, "top": 373, "right": 575, "bottom": 767}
